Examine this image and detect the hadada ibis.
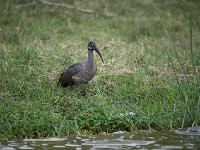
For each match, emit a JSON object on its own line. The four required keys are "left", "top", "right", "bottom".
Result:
{"left": 59, "top": 41, "right": 104, "bottom": 98}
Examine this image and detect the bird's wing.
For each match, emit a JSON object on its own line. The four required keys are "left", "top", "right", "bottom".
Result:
{"left": 59, "top": 62, "right": 82, "bottom": 87}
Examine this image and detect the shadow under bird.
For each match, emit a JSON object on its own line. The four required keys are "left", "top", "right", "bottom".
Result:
{"left": 59, "top": 41, "right": 104, "bottom": 98}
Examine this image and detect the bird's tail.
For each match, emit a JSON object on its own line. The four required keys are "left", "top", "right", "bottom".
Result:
{"left": 58, "top": 75, "right": 71, "bottom": 87}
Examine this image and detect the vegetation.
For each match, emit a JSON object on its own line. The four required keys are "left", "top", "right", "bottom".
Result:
{"left": 0, "top": 0, "right": 200, "bottom": 141}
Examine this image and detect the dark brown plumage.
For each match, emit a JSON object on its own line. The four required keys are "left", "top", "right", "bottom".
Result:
{"left": 59, "top": 41, "right": 104, "bottom": 98}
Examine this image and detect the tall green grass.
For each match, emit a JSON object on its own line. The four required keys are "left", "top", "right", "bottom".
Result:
{"left": 161, "top": 2, "right": 200, "bottom": 127}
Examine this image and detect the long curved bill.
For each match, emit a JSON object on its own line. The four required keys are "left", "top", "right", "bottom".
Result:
{"left": 95, "top": 48, "right": 104, "bottom": 64}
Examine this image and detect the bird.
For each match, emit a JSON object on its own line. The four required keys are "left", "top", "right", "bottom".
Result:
{"left": 58, "top": 41, "right": 104, "bottom": 98}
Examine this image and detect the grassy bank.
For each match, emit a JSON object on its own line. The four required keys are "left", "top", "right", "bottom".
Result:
{"left": 0, "top": 0, "right": 200, "bottom": 141}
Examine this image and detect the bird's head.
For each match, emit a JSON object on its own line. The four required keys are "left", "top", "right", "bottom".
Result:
{"left": 88, "top": 41, "right": 104, "bottom": 64}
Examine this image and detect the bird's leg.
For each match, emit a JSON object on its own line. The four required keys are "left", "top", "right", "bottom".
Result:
{"left": 80, "top": 79, "right": 89, "bottom": 98}
{"left": 74, "top": 80, "right": 81, "bottom": 99}
{"left": 76, "top": 83, "right": 81, "bottom": 99}
{"left": 73, "top": 77, "right": 81, "bottom": 99}
{"left": 83, "top": 83, "right": 86, "bottom": 95}
{"left": 83, "top": 82, "right": 88, "bottom": 98}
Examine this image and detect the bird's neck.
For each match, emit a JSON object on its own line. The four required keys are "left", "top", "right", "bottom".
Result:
{"left": 86, "top": 50, "right": 94, "bottom": 66}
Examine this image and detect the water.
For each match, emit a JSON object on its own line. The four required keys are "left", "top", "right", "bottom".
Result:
{"left": 1, "top": 128, "right": 200, "bottom": 150}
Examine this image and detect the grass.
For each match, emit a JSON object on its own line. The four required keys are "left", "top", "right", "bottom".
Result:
{"left": 0, "top": 0, "right": 200, "bottom": 141}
